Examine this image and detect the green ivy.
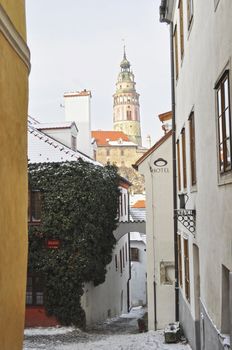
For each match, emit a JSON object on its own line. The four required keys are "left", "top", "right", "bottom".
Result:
{"left": 28, "top": 160, "right": 120, "bottom": 328}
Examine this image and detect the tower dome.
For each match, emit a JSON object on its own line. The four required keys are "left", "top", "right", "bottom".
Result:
{"left": 120, "top": 56, "right": 130, "bottom": 70}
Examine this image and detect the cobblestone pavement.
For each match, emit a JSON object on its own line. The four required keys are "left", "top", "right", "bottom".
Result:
{"left": 24, "top": 311, "right": 191, "bottom": 350}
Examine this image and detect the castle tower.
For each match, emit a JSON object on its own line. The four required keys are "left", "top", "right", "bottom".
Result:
{"left": 113, "top": 48, "right": 142, "bottom": 146}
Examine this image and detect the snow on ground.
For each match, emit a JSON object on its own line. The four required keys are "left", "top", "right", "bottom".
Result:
{"left": 24, "top": 307, "right": 191, "bottom": 350}
{"left": 24, "top": 327, "right": 76, "bottom": 336}
{"left": 54, "top": 331, "right": 190, "bottom": 350}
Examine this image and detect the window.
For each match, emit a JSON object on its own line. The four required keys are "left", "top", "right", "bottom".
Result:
{"left": 173, "top": 25, "right": 179, "bottom": 80}
{"left": 119, "top": 192, "right": 123, "bottom": 217}
{"left": 177, "top": 139, "right": 181, "bottom": 191}
{"left": 216, "top": 71, "right": 232, "bottom": 173}
{"left": 179, "top": 0, "right": 184, "bottom": 58}
{"left": 127, "top": 110, "right": 132, "bottom": 120}
{"left": 115, "top": 254, "right": 118, "bottom": 271}
{"left": 106, "top": 148, "right": 110, "bottom": 157}
{"left": 120, "top": 250, "right": 123, "bottom": 274}
{"left": 184, "top": 239, "right": 190, "bottom": 302}
{"left": 189, "top": 112, "right": 197, "bottom": 186}
{"left": 71, "top": 135, "right": 77, "bottom": 151}
{"left": 28, "top": 190, "right": 41, "bottom": 223}
{"left": 181, "top": 128, "right": 187, "bottom": 188}
{"left": 26, "top": 275, "right": 44, "bottom": 306}
{"left": 121, "top": 149, "right": 124, "bottom": 156}
{"left": 122, "top": 247, "right": 125, "bottom": 268}
{"left": 177, "top": 235, "right": 183, "bottom": 287}
{"left": 130, "top": 247, "right": 139, "bottom": 262}
{"left": 187, "top": 0, "right": 193, "bottom": 28}
{"left": 124, "top": 193, "right": 127, "bottom": 216}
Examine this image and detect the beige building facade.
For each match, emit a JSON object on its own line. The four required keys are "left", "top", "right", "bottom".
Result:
{"left": 92, "top": 130, "right": 146, "bottom": 193}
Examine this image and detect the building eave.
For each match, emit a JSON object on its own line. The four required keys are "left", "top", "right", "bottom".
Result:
{"left": 133, "top": 130, "right": 172, "bottom": 170}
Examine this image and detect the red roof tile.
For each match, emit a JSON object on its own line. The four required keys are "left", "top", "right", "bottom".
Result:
{"left": 132, "top": 200, "right": 146, "bottom": 208}
{"left": 91, "top": 130, "right": 130, "bottom": 146}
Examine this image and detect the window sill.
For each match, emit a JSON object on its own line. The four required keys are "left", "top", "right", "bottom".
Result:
{"left": 218, "top": 171, "right": 232, "bottom": 186}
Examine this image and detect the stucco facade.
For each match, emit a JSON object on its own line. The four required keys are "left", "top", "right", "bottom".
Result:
{"left": 160, "top": 1, "right": 232, "bottom": 349}
{"left": 64, "top": 90, "right": 92, "bottom": 157}
{"left": 0, "top": 1, "right": 29, "bottom": 349}
{"left": 82, "top": 185, "right": 130, "bottom": 324}
{"left": 135, "top": 131, "right": 175, "bottom": 330}
{"left": 130, "top": 233, "right": 147, "bottom": 307}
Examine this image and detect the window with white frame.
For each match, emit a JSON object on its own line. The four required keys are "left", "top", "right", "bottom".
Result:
{"left": 215, "top": 71, "right": 232, "bottom": 174}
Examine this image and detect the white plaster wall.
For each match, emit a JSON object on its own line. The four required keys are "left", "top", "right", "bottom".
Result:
{"left": 119, "top": 186, "right": 129, "bottom": 222}
{"left": 82, "top": 234, "right": 130, "bottom": 325}
{"left": 138, "top": 136, "right": 175, "bottom": 330}
{"left": 130, "top": 237, "right": 147, "bottom": 307}
{"left": 172, "top": 0, "right": 232, "bottom": 332}
{"left": 64, "top": 94, "right": 92, "bottom": 157}
{"left": 41, "top": 126, "right": 78, "bottom": 150}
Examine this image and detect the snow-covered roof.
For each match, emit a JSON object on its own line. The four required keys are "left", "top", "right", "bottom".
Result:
{"left": 130, "top": 208, "right": 146, "bottom": 222}
{"left": 36, "top": 121, "right": 77, "bottom": 131}
{"left": 28, "top": 118, "right": 100, "bottom": 165}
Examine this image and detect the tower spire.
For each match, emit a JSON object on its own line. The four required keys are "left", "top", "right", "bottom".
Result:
{"left": 123, "top": 44, "right": 126, "bottom": 60}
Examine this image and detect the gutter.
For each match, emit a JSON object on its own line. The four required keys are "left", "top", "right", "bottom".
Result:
{"left": 159, "top": 0, "right": 179, "bottom": 322}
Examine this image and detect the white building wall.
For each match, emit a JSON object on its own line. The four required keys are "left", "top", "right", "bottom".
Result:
{"left": 130, "top": 235, "right": 147, "bottom": 307}
{"left": 168, "top": 0, "right": 232, "bottom": 348}
{"left": 138, "top": 135, "right": 175, "bottom": 330}
{"left": 39, "top": 126, "right": 78, "bottom": 150}
{"left": 64, "top": 92, "right": 92, "bottom": 157}
{"left": 82, "top": 233, "right": 129, "bottom": 325}
{"left": 81, "top": 185, "right": 130, "bottom": 325}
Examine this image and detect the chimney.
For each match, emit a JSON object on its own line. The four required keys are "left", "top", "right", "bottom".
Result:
{"left": 64, "top": 90, "right": 92, "bottom": 157}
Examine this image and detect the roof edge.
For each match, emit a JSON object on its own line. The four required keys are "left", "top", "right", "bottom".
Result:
{"left": 133, "top": 129, "right": 172, "bottom": 170}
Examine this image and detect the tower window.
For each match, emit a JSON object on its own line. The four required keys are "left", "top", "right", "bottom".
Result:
{"left": 127, "top": 111, "right": 132, "bottom": 120}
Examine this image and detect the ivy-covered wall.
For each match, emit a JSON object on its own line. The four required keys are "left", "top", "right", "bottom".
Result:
{"left": 28, "top": 160, "right": 120, "bottom": 328}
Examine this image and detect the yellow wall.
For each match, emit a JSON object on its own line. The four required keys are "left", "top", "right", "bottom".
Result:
{"left": 1, "top": 0, "right": 26, "bottom": 39}
{"left": 0, "top": 1, "right": 29, "bottom": 349}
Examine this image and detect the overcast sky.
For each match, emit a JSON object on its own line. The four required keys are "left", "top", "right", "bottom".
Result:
{"left": 25, "top": 0, "right": 171, "bottom": 147}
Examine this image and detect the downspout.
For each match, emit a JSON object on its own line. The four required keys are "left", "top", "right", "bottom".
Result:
{"left": 127, "top": 191, "right": 131, "bottom": 312}
{"left": 159, "top": 1, "right": 179, "bottom": 321}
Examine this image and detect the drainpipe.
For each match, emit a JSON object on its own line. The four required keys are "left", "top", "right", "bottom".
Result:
{"left": 127, "top": 191, "right": 131, "bottom": 312}
{"left": 159, "top": 2, "right": 179, "bottom": 321}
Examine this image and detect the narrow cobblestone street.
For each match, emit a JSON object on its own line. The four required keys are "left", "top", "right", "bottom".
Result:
{"left": 24, "top": 308, "right": 191, "bottom": 350}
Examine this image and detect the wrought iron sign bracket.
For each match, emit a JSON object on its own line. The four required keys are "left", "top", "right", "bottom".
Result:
{"left": 174, "top": 209, "right": 196, "bottom": 235}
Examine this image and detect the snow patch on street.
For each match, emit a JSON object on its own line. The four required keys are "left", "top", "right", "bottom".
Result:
{"left": 54, "top": 330, "right": 191, "bottom": 350}
{"left": 24, "top": 327, "right": 76, "bottom": 336}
